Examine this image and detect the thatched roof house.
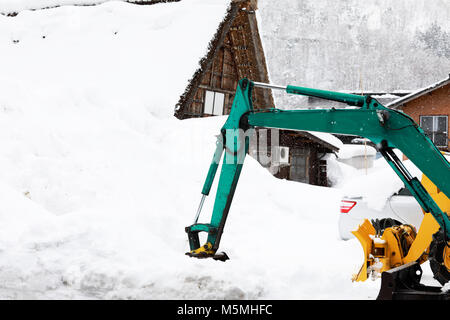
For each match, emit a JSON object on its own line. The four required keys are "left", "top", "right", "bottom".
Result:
{"left": 174, "top": 0, "right": 275, "bottom": 119}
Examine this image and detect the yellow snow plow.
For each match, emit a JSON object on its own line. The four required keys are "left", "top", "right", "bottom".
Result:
{"left": 352, "top": 173, "right": 450, "bottom": 283}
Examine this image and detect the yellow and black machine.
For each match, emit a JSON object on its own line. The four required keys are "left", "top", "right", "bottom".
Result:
{"left": 353, "top": 173, "right": 450, "bottom": 299}
{"left": 185, "top": 78, "right": 450, "bottom": 300}
{"left": 352, "top": 173, "right": 449, "bottom": 280}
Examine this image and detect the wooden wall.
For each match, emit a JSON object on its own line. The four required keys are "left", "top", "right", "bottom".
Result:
{"left": 180, "top": 0, "right": 274, "bottom": 118}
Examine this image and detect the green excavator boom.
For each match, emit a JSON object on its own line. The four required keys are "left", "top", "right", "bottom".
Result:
{"left": 185, "top": 78, "right": 450, "bottom": 260}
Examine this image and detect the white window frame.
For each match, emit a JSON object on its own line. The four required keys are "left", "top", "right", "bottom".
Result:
{"left": 419, "top": 115, "right": 448, "bottom": 147}
{"left": 203, "top": 90, "right": 225, "bottom": 116}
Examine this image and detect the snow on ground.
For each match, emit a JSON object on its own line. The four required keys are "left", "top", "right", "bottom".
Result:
{"left": 308, "top": 131, "right": 343, "bottom": 149}
{"left": 0, "top": 1, "right": 440, "bottom": 299}
{"left": 0, "top": 0, "right": 123, "bottom": 14}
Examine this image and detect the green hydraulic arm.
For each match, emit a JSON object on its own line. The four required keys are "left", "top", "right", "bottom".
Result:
{"left": 185, "top": 78, "right": 450, "bottom": 260}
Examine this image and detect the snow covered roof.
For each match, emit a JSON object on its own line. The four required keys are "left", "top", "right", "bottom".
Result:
{"left": 387, "top": 75, "right": 450, "bottom": 109}
{"left": 0, "top": 0, "right": 231, "bottom": 119}
{"left": 173, "top": 0, "right": 274, "bottom": 118}
{"left": 305, "top": 131, "right": 342, "bottom": 151}
{"left": 0, "top": 0, "right": 179, "bottom": 15}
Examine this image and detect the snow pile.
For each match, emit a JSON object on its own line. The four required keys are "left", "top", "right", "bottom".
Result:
{"left": 307, "top": 131, "right": 343, "bottom": 149}
{"left": 337, "top": 144, "right": 377, "bottom": 159}
{"left": 336, "top": 157, "right": 422, "bottom": 211}
{"left": 0, "top": 1, "right": 440, "bottom": 300}
{"left": 326, "top": 155, "right": 358, "bottom": 187}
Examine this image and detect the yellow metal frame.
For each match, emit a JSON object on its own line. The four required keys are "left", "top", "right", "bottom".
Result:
{"left": 352, "top": 173, "right": 449, "bottom": 282}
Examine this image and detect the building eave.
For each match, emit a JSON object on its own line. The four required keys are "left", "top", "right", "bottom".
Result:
{"left": 387, "top": 75, "right": 450, "bottom": 109}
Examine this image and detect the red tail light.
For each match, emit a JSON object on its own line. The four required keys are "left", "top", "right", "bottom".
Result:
{"left": 340, "top": 200, "right": 357, "bottom": 213}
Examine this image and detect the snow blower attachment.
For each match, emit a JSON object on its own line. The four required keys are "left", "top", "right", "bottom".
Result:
{"left": 185, "top": 78, "right": 450, "bottom": 299}
{"left": 352, "top": 171, "right": 450, "bottom": 286}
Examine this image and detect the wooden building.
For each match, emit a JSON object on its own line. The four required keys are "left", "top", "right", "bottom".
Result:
{"left": 173, "top": 0, "right": 339, "bottom": 186}
{"left": 275, "top": 131, "right": 339, "bottom": 186}
{"left": 387, "top": 75, "right": 450, "bottom": 151}
{"left": 174, "top": 0, "right": 274, "bottom": 118}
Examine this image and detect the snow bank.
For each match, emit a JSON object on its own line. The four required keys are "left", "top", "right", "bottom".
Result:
{"left": 307, "top": 131, "right": 343, "bottom": 149}
{"left": 337, "top": 145, "right": 377, "bottom": 160}
{"left": 337, "top": 157, "right": 422, "bottom": 211}
{"left": 0, "top": 0, "right": 158, "bottom": 14}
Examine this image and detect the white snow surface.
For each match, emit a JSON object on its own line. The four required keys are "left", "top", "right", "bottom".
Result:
{"left": 0, "top": 1, "right": 441, "bottom": 299}
{"left": 307, "top": 131, "right": 343, "bottom": 149}
{"left": 0, "top": 0, "right": 143, "bottom": 13}
{"left": 337, "top": 144, "right": 377, "bottom": 160}
{"left": 333, "top": 156, "right": 424, "bottom": 211}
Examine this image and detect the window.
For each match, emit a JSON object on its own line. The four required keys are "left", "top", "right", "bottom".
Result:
{"left": 204, "top": 91, "right": 225, "bottom": 116}
{"left": 420, "top": 115, "right": 448, "bottom": 147}
{"left": 289, "top": 147, "right": 309, "bottom": 183}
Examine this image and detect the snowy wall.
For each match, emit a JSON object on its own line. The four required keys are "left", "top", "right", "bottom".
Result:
{"left": 0, "top": 0, "right": 109, "bottom": 13}
{"left": 0, "top": 0, "right": 180, "bottom": 14}
{"left": 257, "top": 0, "right": 450, "bottom": 109}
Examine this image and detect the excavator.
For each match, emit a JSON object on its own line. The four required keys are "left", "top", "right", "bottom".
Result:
{"left": 184, "top": 78, "right": 450, "bottom": 300}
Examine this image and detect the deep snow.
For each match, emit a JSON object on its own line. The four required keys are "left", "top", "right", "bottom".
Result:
{"left": 0, "top": 0, "right": 136, "bottom": 14}
{"left": 0, "top": 1, "right": 443, "bottom": 299}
